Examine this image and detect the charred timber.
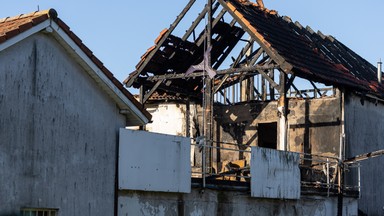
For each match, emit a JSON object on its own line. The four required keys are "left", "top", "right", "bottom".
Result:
{"left": 146, "top": 65, "right": 277, "bottom": 81}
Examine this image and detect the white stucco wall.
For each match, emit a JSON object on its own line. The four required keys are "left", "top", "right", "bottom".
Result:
{"left": 144, "top": 102, "right": 201, "bottom": 138}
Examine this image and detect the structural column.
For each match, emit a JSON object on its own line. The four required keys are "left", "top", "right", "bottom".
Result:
{"left": 277, "top": 72, "right": 288, "bottom": 151}
{"left": 203, "top": 0, "right": 214, "bottom": 180}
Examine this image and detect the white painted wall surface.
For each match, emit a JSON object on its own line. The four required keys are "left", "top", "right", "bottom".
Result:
{"left": 119, "top": 129, "right": 191, "bottom": 193}
{"left": 145, "top": 104, "right": 186, "bottom": 136}
{"left": 251, "top": 147, "right": 301, "bottom": 199}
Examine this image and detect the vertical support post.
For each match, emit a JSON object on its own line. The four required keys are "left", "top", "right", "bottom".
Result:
{"left": 246, "top": 38, "right": 254, "bottom": 101}
{"left": 269, "top": 69, "right": 275, "bottom": 100}
{"left": 277, "top": 72, "right": 287, "bottom": 151}
{"left": 249, "top": 77, "right": 255, "bottom": 101}
{"left": 186, "top": 99, "right": 191, "bottom": 137}
{"left": 139, "top": 86, "right": 145, "bottom": 104}
{"left": 232, "top": 85, "right": 235, "bottom": 103}
{"left": 378, "top": 59, "right": 382, "bottom": 84}
{"left": 203, "top": 0, "right": 213, "bottom": 187}
{"left": 241, "top": 79, "right": 248, "bottom": 102}
{"left": 261, "top": 77, "right": 266, "bottom": 101}
{"left": 337, "top": 163, "right": 344, "bottom": 216}
{"left": 326, "top": 158, "right": 330, "bottom": 197}
{"left": 358, "top": 162, "right": 361, "bottom": 199}
{"left": 139, "top": 86, "right": 146, "bottom": 131}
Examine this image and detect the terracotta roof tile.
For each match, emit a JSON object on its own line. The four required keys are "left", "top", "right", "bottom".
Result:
{"left": 56, "top": 19, "right": 69, "bottom": 31}
{"left": 80, "top": 44, "right": 93, "bottom": 58}
{"left": 17, "top": 22, "right": 33, "bottom": 32}
{"left": 0, "top": 9, "right": 53, "bottom": 39}
{"left": 101, "top": 67, "right": 114, "bottom": 80}
{"left": 31, "top": 14, "right": 49, "bottom": 25}
{"left": 91, "top": 56, "right": 104, "bottom": 69}
{"left": 0, "top": 8, "right": 151, "bottom": 122}
{"left": 69, "top": 31, "right": 82, "bottom": 46}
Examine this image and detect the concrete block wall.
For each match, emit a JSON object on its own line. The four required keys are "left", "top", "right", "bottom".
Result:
{"left": 118, "top": 189, "right": 357, "bottom": 216}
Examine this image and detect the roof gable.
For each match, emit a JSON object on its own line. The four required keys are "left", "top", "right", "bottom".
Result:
{"left": 0, "top": 9, "right": 151, "bottom": 125}
{"left": 124, "top": 0, "right": 383, "bottom": 101}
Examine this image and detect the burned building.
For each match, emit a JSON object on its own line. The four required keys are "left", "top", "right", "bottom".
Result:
{"left": 124, "top": 0, "right": 384, "bottom": 215}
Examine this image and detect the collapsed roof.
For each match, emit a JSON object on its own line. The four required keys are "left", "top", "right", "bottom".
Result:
{"left": 124, "top": 0, "right": 383, "bottom": 102}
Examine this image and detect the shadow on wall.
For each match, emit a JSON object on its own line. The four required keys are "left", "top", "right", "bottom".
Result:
{"left": 214, "top": 102, "right": 271, "bottom": 160}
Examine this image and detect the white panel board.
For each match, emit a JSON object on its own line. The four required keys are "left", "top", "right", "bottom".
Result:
{"left": 119, "top": 129, "right": 191, "bottom": 193}
{"left": 251, "top": 147, "right": 300, "bottom": 199}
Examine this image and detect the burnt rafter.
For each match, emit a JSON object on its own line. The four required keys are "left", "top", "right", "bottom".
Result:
{"left": 140, "top": 80, "right": 202, "bottom": 100}
{"left": 146, "top": 64, "right": 277, "bottom": 81}
{"left": 142, "top": 80, "right": 162, "bottom": 104}
{"left": 125, "top": 0, "right": 384, "bottom": 101}
{"left": 182, "top": 2, "right": 221, "bottom": 41}
{"left": 214, "top": 40, "right": 256, "bottom": 93}
{"left": 257, "top": 69, "right": 280, "bottom": 92}
{"left": 125, "top": 0, "right": 197, "bottom": 87}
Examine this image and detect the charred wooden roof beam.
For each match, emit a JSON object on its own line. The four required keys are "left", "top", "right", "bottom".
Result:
{"left": 125, "top": 0, "right": 197, "bottom": 87}
{"left": 182, "top": 1, "right": 220, "bottom": 42}
{"left": 146, "top": 64, "right": 276, "bottom": 82}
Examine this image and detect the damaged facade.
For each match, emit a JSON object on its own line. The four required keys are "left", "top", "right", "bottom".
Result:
{"left": 125, "top": 0, "right": 384, "bottom": 215}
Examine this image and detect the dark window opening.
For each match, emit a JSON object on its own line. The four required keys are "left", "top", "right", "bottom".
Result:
{"left": 258, "top": 122, "right": 277, "bottom": 149}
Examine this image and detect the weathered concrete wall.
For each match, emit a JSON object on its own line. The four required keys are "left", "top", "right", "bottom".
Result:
{"left": 118, "top": 189, "right": 358, "bottom": 216}
{"left": 0, "top": 33, "right": 126, "bottom": 215}
{"left": 214, "top": 97, "right": 342, "bottom": 163}
{"left": 288, "top": 97, "right": 341, "bottom": 157}
{"left": 344, "top": 93, "right": 384, "bottom": 216}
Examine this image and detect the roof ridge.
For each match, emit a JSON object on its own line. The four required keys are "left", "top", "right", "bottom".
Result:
{"left": 0, "top": 8, "right": 57, "bottom": 24}
{"left": 237, "top": 0, "right": 278, "bottom": 15}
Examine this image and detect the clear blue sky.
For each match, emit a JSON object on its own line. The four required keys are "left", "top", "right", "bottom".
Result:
{"left": 1, "top": 1, "right": 383, "bottom": 85}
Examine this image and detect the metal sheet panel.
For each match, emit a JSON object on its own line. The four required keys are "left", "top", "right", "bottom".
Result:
{"left": 251, "top": 147, "right": 300, "bottom": 199}
{"left": 119, "top": 129, "right": 191, "bottom": 193}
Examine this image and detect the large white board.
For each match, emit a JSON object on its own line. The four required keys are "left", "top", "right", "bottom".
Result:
{"left": 251, "top": 147, "right": 300, "bottom": 199}
{"left": 119, "top": 129, "right": 191, "bottom": 193}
